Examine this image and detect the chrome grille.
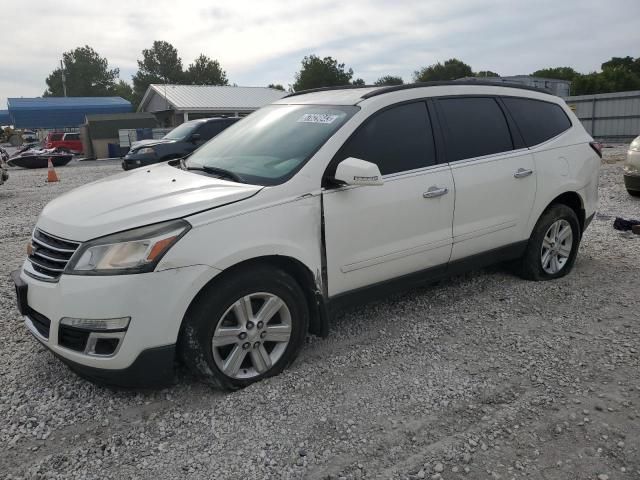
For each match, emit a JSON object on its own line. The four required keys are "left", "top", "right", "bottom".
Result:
{"left": 27, "top": 229, "right": 80, "bottom": 281}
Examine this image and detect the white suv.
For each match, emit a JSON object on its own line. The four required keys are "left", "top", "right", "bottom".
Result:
{"left": 12, "top": 82, "right": 601, "bottom": 389}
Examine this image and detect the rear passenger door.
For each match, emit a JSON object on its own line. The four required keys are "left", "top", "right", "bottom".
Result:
{"left": 434, "top": 96, "right": 536, "bottom": 261}
{"left": 323, "top": 102, "right": 455, "bottom": 296}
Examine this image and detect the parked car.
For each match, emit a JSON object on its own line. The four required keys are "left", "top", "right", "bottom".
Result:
{"left": 623, "top": 135, "right": 640, "bottom": 196}
{"left": 12, "top": 82, "right": 600, "bottom": 389}
{"left": 121, "top": 117, "right": 240, "bottom": 170}
{"left": 22, "top": 130, "right": 38, "bottom": 143}
{"left": 45, "top": 132, "right": 83, "bottom": 154}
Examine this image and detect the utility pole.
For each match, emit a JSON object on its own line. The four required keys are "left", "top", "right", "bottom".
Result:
{"left": 60, "top": 59, "right": 67, "bottom": 97}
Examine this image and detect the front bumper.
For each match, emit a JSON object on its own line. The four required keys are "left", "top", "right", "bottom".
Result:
{"left": 122, "top": 154, "right": 158, "bottom": 170}
{"left": 12, "top": 263, "right": 218, "bottom": 386}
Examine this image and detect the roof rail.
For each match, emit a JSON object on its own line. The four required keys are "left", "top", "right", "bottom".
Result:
{"left": 283, "top": 84, "right": 376, "bottom": 98}
{"left": 361, "top": 80, "right": 553, "bottom": 99}
{"left": 284, "top": 80, "right": 555, "bottom": 100}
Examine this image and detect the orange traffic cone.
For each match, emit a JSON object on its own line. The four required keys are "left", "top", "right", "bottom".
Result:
{"left": 47, "top": 157, "right": 59, "bottom": 183}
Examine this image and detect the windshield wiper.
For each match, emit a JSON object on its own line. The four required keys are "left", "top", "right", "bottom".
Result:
{"left": 186, "top": 164, "right": 244, "bottom": 183}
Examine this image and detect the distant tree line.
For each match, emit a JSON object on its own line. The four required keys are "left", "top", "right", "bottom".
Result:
{"left": 43, "top": 43, "right": 640, "bottom": 108}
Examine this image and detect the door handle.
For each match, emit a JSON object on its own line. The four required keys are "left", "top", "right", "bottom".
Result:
{"left": 514, "top": 168, "right": 534, "bottom": 178}
{"left": 423, "top": 186, "right": 449, "bottom": 198}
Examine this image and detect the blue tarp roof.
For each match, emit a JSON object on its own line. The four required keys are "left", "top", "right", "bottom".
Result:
{"left": 0, "top": 110, "right": 11, "bottom": 126}
{"left": 7, "top": 97, "right": 132, "bottom": 128}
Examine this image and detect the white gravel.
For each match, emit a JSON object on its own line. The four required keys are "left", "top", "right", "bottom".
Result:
{"left": 1, "top": 149, "right": 639, "bottom": 479}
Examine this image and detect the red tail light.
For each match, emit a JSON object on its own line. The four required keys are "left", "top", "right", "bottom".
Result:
{"left": 589, "top": 141, "right": 603, "bottom": 158}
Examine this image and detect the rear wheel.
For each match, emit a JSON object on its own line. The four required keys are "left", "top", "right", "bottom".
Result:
{"left": 519, "top": 204, "right": 581, "bottom": 281}
{"left": 179, "top": 266, "right": 308, "bottom": 390}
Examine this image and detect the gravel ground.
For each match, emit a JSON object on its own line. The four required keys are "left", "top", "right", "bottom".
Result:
{"left": 1, "top": 148, "right": 639, "bottom": 480}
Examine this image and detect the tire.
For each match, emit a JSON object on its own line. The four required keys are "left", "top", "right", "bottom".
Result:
{"left": 519, "top": 204, "right": 581, "bottom": 281}
{"left": 178, "top": 266, "right": 308, "bottom": 390}
{"left": 627, "top": 189, "right": 640, "bottom": 197}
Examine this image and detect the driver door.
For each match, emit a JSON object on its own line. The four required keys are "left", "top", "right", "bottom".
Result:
{"left": 322, "top": 102, "right": 455, "bottom": 297}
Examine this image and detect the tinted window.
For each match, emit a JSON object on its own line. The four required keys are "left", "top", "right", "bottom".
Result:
{"left": 438, "top": 97, "right": 513, "bottom": 162}
{"left": 197, "top": 121, "right": 228, "bottom": 140}
{"left": 338, "top": 102, "right": 436, "bottom": 175}
{"left": 502, "top": 97, "right": 571, "bottom": 147}
{"left": 64, "top": 133, "right": 79, "bottom": 140}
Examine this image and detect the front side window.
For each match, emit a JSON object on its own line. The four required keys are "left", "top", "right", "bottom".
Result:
{"left": 64, "top": 133, "right": 79, "bottom": 140}
{"left": 196, "top": 121, "right": 227, "bottom": 140}
{"left": 336, "top": 102, "right": 436, "bottom": 175}
{"left": 187, "top": 105, "right": 358, "bottom": 185}
{"left": 502, "top": 97, "right": 571, "bottom": 147}
{"left": 437, "top": 97, "right": 513, "bottom": 162}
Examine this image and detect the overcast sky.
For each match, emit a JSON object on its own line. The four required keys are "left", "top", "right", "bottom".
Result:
{"left": 1, "top": 0, "right": 639, "bottom": 107}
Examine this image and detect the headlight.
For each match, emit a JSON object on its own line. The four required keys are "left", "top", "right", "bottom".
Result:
{"left": 65, "top": 219, "right": 190, "bottom": 275}
{"left": 136, "top": 147, "right": 156, "bottom": 155}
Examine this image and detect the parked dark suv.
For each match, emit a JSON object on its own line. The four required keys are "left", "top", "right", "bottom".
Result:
{"left": 122, "top": 117, "right": 240, "bottom": 170}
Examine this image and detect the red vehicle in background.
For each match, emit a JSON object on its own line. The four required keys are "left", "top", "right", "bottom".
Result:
{"left": 44, "top": 132, "right": 83, "bottom": 154}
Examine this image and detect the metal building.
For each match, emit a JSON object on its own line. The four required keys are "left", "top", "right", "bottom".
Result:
{"left": 564, "top": 90, "right": 640, "bottom": 142}
{"left": 0, "top": 110, "right": 10, "bottom": 126}
{"left": 7, "top": 97, "right": 132, "bottom": 129}
{"left": 137, "top": 85, "right": 287, "bottom": 127}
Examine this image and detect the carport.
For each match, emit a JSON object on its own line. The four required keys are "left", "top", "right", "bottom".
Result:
{"left": 7, "top": 97, "right": 132, "bottom": 129}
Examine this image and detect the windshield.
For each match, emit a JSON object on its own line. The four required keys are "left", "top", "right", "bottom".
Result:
{"left": 186, "top": 104, "right": 358, "bottom": 185}
{"left": 163, "top": 121, "right": 200, "bottom": 140}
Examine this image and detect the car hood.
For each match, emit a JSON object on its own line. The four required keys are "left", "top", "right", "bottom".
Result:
{"left": 130, "top": 138, "right": 176, "bottom": 150}
{"left": 37, "top": 163, "right": 263, "bottom": 241}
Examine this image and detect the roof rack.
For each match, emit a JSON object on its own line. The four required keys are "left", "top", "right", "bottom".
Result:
{"left": 284, "top": 80, "right": 554, "bottom": 100}
{"left": 361, "top": 80, "right": 553, "bottom": 99}
{"left": 283, "top": 84, "right": 376, "bottom": 98}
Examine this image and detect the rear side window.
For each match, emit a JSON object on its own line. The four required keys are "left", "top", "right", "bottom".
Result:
{"left": 502, "top": 97, "right": 571, "bottom": 147}
{"left": 437, "top": 97, "right": 513, "bottom": 162}
{"left": 338, "top": 102, "right": 436, "bottom": 175}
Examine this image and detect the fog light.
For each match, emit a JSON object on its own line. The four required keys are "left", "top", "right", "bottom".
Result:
{"left": 60, "top": 317, "right": 130, "bottom": 331}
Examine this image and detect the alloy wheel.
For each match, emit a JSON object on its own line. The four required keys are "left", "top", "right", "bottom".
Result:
{"left": 540, "top": 219, "right": 573, "bottom": 274}
{"left": 211, "top": 292, "right": 292, "bottom": 379}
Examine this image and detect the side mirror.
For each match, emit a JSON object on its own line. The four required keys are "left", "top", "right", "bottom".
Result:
{"left": 333, "top": 157, "right": 384, "bottom": 186}
{"left": 190, "top": 133, "right": 202, "bottom": 143}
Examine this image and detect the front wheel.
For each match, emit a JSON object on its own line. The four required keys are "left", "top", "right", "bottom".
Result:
{"left": 519, "top": 204, "right": 581, "bottom": 281}
{"left": 179, "top": 266, "right": 308, "bottom": 390}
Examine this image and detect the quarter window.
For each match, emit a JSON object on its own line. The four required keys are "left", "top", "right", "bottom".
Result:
{"left": 437, "top": 97, "right": 514, "bottom": 162}
{"left": 338, "top": 102, "right": 436, "bottom": 175}
{"left": 502, "top": 97, "right": 571, "bottom": 147}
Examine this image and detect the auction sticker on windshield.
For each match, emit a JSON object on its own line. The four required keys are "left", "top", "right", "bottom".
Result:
{"left": 297, "top": 113, "right": 341, "bottom": 124}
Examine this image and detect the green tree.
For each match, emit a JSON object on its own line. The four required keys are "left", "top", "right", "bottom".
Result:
{"left": 531, "top": 67, "right": 579, "bottom": 81}
{"left": 112, "top": 80, "right": 135, "bottom": 102}
{"left": 132, "top": 41, "right": 184, "bottom": 107}
{"left": 268, "top": 83, "right": 285, "bottom": 91}
{"left": 475, "top": 71, "right": 499, "bottom": 78}
{"left": 414, "top": 58, "right": 473, "bottom": 82}
{"left": 185, "top": 54, "right": 228, "bottom": 85}
{"left": 44, "top": 45, "right": 119, "bottom": 97}
{"left": 374, "top": 75, "right": 404, "bottom": 86}
{"left": 601, "top": 56, "right": 640, "bottom": 75}
{"left": 352, "top": 78, "right": 366, "bottom": 86}
{"left": 293, "top": 55, "right": 353, "bottom": 91}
